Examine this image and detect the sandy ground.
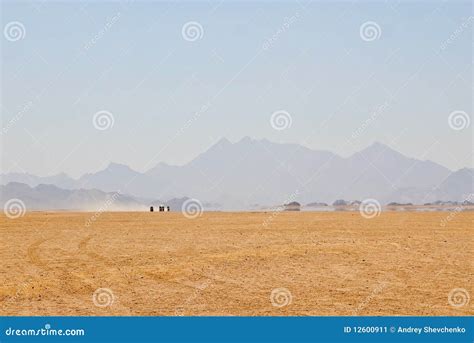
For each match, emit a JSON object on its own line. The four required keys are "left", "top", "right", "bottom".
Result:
{"left": 0, "top": 211, "right": 472, "bottom": 316}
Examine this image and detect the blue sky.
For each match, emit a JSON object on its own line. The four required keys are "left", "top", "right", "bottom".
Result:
{"left": 1, "top": 0, "right": 472, "bottom": 178}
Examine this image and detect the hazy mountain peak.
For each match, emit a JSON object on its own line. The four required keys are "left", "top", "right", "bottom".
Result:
{"left": 146, "top": 161, "right": 174, "bottom": 175}
{"left": 362, "top": 141, "right": 390, "bottom": 152}
{"left": 238, "top": 136, "right": 253, "bottom": 144}
{"left": 107, "top": 162, "right": 128, "bottom": 168}
{"left": 355, "top": 141, "right": 403, "bottom": 160}
{"left": 105, "top": 162, "right": 136, "bottom": 173}
{"left": 213, "top": 137, "right": 232, "bottom": 147}
{"left": 35, "top": 183, "right": 64, "bottom": 192}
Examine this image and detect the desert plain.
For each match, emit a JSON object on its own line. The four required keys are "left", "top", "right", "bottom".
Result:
{"left": 0, "top": 211, "right": 472, "bottom": 316}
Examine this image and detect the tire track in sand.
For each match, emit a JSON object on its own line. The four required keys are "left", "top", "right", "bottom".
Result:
{"left": 78, "top": 235, "right": 114, "bottom": 266}
{"left": 27, "top": 235, "right": 132, "bottom": 314}
{"left": 27, "top": 238, "right": 51, "bottom": 268}
{"left": 77, "top": 234, "right": 137, "bottom": 315}
{"left": 77, "top": 235, "right": 217, "bottom": 294}
{"left": 26, "top": 236, "right": 96, "bottom": 298}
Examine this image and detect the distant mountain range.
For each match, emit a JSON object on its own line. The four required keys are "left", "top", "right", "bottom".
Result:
{"left": 0, "top": 182, "right": 196, "bottom": 212}
{"left": 1, "top": 138, "right": 473, "bottom": 210}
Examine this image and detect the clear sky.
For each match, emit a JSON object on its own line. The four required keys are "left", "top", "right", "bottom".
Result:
{"left": 1, "top": 0, "right": 472, "bottom": 178}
